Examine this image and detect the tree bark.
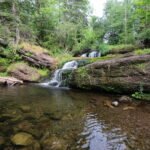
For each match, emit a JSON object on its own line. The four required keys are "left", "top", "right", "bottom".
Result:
{"left": 12, "top": 0, "right": 20, "bottom": 45}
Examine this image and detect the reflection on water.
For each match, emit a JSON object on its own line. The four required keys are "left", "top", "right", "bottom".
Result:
{"left": 77, "top": 113, "right": 126, "bottom": 150}
{"left": 0, "top": 85, "right": 150, "bottom": 150}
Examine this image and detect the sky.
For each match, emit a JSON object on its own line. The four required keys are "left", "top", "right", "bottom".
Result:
{"left": 90, "top": 0, "right": 107, "bottom": 17}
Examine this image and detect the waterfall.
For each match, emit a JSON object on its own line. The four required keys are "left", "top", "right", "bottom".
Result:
{"left": 41, "top": 61, "right": 78, "bottom": 87}
{"left": 81, "top": 53, "right": 88, "bottom": 57}
{"left": 80, "top": 51, "right": 101, "bottom": 58}
{"left": 88, "top": 51, "right": 98, "bottom": 58}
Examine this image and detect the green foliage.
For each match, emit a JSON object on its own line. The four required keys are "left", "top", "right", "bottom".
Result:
{"left": 0, "top": 58, "right": 10, "bottom": 66}
{"left": 0, "top": 0, "right": 149, "bottom": 56}
{"left": 134, "top": 49, "right": 150, "bottom": 55}
{"left": 55, "top": 52, "right": 73, "bottom": 67}
{"left": 98, "top": 44, "right": 110, "bottom": 55}
{"left": 0, "top": 72, "right": 8, "bottom": 77}
{"left": 37, "top": 69, "right": 50, "bottom": 77}
{"left": 132, "top": 92, "right": 150, "bottom": 101}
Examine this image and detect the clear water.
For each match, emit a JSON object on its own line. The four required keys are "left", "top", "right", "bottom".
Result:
{"left": 0, "top": 85, "right": 150, "bottom": 150}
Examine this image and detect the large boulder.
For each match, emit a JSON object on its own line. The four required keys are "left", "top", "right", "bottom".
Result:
{"left": 18, "top": 43, "right": 57, "bottom": 69}
{"left": 69, "top": 55, "right": 150, "bottom": 93}
{"left": 8, "top": 62, "right": 41, "bottom": 82}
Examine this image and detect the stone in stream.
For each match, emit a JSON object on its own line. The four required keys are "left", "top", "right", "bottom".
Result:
{"left": 44, "top": 112, "right": 63, "bottom": 121}
{"left": 0, "top": 114, "right": 13, "bottom": 122}
{"left": 111, "top": 101, "right": 119, "bottom": 107}
{"left": 11, "top": 132, "right": 34, "bottom": 146}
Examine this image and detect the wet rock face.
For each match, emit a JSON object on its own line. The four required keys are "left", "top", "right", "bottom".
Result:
{"left": 18, "top": 49, "right": 57, "bottom": 69}
{"left": 69, "top": 55, "right": 150, "bottom": 93}
{"left": 8, "top": 63, "right": 41, "bottom": 82}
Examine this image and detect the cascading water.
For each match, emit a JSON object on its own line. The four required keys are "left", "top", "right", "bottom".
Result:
{"left": 41, "top": 60, "right": 78, "bottom": 87}
{"left": 81, "top": 53, "right": 88, "bottom": 57}
{"left": 88, "top": 51, "right": 99, "bottom": 58}
{"left": 81, "top": 51, "right": 101, "bottom": 58}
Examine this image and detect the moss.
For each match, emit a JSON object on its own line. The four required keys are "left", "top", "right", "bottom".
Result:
{"left": 19, "top": 42, "right": 48, "bottom": 54}
{"left": 37, "top": 68, "right": 50, "bottom": 77}
{"left": 0, "top": 72, "right": 8, "bottom": 77}
{"left": 134, "top": 48, "right": 150, "bottom": 55}
{"left": 132, "top": 92, "right": 150, "bottom": 101}
{"left": 76, "top": 67, "right": 88, "bottom": 78}
{"left": 136, "top": 63, "right": 147, "bottom": 70}
{"left": 88, "top": 54, "right": 118, "bottom": 63}
{"left": 7, "top": 62, "right": 27, "bottom": 72}
{"left": 107, "top": 44, "right": 134, "bottom": 51}
{"left": 0, "top": 58, "right": 10, "bottom": 66}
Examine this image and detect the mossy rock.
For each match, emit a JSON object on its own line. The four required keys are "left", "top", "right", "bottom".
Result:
{"left": 7, "top": 62, "right": 41, "bottom": 82}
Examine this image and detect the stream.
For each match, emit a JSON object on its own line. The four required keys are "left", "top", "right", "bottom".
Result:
{"left": 0, "top": 85, "right": 150, "bottom": 150}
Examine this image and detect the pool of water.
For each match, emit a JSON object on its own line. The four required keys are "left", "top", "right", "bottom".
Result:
{"left": 0, "top": 85, "right": 150, "bottom": 150}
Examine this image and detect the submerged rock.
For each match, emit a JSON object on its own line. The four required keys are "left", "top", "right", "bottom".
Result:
{"left": 44, "top": 112, "right": 63, "bottom": 121}
{"left": 19, "top": 105, "right": 31, "bottom": 113}
{"left": 0, "top": 114, "right": 13, "bottom": 122}
{"left": 11, "top": 132, "right": 34, "bottom": 146}
{"left": 0, "top": 136, "right": 5, "bottom": 145}
{"left": 42, "top": 136, "right": 67, "bottom": 150}
{"left": 123, "top": 106, "right": 135, "bottom": 111}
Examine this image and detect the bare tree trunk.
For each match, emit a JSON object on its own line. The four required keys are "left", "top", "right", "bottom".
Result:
{"left": 12, "top": 0, "right": 20, "bottom": 46}
{"left": 124, "top": 0, "right": 127, "bottom": 44}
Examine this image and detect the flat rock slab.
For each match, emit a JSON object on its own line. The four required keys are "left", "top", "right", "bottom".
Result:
{"left": 0, "top": 77, "right": 23, "bottom": 86}
{"left": 69, "top": 54, "right": 150, "bottom": 93}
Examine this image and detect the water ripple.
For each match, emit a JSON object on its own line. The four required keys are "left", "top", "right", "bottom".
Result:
{"left": 77, "top": 112, "right": 127, "bottom": 150}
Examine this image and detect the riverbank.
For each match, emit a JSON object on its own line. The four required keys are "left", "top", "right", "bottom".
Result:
{"left": 0, "top": 43, "right": 150, "bottom": 101}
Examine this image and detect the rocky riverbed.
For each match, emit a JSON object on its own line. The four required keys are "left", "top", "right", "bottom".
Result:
{"left": 0, "top": 85, "right": 150, "bottom": 150}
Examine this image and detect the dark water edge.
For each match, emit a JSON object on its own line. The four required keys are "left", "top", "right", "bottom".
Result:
{"left": 0, "top": 84, "right": 150, "bottom": 150}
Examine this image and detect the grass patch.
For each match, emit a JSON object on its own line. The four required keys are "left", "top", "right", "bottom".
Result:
{"left": 37, "top": 68, "right": 50, "bottom": 77}
{"left": 132, "top": 92, "right": 150, "bottom": 101}
{"left": 7, "top": 62, "right": 28, "bottom": 72}
{"left": 134, "top": 48, "right": 150, "bottom": 55}
{"left": 54, "top": 52, "right": 73, "bottom": 67}
{"left": 0, "top": 58, "right": 10, "bottom": 66}
{"left": 0, "top": 72, "right": 8, "bottom": 77}
{"left": 107, "top": 44, "right": 134, "bottom": 51}
{"left": 20, "top": 42, "right": 48, "bottom": 54}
